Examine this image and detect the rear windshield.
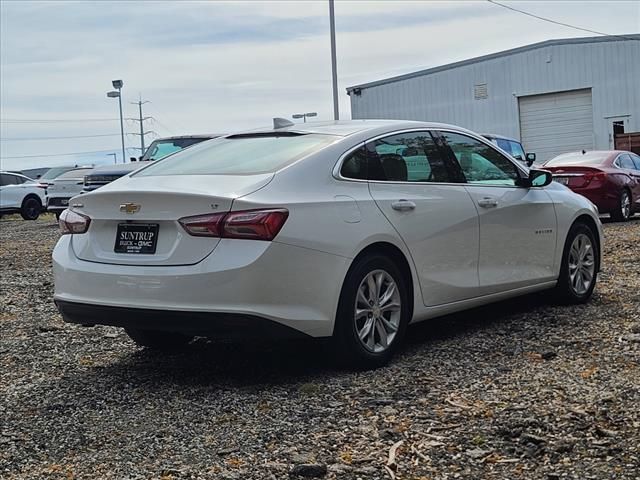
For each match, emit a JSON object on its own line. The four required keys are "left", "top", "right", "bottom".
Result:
{"left": 545, "top": 153, "right": 608, "bottom": 166}
{"left": 135, "top": 134, "right": 339, "bottom": 176}
{"left": 56, "top": 168, "right": 93, "bottom": 179}
{"left": 41, "top": 166, "right": 74, "bottom": 180}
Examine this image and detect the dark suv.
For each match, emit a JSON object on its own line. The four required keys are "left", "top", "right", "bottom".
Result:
{"left": 82, "top": 134, "right": 221, "bottom": 192}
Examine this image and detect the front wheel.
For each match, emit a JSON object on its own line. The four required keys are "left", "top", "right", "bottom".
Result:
{"left": 125, "top": 328, "right": 192, "bottom": 351}
{"left": 334, "top": 254, "right": 409, "bottom": 369}
{"left": 610, "top": 189, "right": 631, "bottom": 222}
{"left": 20, "top": 197, "right": 41, "bottom": 220}
{"left": 553, "top": 223, "right": 599, "bottom": 304}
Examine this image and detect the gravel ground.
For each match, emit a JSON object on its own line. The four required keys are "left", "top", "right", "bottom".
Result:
{"left": 1, "top": 214, "right": 639, "bottom": 480}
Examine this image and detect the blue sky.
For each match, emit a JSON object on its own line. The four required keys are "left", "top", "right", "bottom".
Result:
{"left": 1, "top": 0, "right": 639, "bottom": 171}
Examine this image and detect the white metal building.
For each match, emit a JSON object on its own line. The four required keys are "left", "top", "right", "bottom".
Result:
{"left": 347, "top": 35, "right": 640, "bottom": 162}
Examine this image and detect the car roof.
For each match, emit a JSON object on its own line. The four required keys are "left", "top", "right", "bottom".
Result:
{"left": 233, "top": 119, "right": 478, "bottom": 138}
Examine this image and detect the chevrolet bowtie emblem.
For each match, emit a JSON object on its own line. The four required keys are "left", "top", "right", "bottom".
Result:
{"left": 120, "top": 203, "right": 141, "bottom": 214}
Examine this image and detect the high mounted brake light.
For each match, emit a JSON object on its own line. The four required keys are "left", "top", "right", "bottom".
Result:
{"left": 179, "top": 209, "right": 288, "bottom": 241}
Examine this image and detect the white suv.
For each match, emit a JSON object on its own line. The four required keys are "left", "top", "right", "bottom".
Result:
{"left": 46, "top": 167, "right": 94, "bottom": 218}
{"left": 0, "top": 171, "right": 46, "bottom": 220}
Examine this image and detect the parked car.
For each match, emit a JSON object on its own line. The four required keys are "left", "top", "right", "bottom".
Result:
{"left": 482, "top": 133, "right": 536, "bottom": 166}
{"left": 0, "top": 171, "right": 46, "bottom": 220}
{"left": 46, "top": 167, "right": 94, "bottom": 218}
{"left": 53, "top": 120, "right": 602, "bottom": 368}
{"left": 82, "top": 135, "right": 221, "bottom": 192}
{"left": 544, "top": 150, "right": 640, "bottom": 221}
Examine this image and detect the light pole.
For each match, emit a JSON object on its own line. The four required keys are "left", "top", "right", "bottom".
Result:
{"left": 106, "top": 153, "right": 117, "bottom": 164}
{"left": 329, "top": 0, "right": 339, "bottom": 120}
{"left": 107, "top": 79, "right": 125, "bottom": 163}
{"left": 292, "top": 112, "right": 318, "bottom": 123}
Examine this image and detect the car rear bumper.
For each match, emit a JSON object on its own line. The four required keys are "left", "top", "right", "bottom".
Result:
{"left": 47, "top": 197, "right": 71, "bottom": 212}
{"left": 55, "top": 300, "right": 310, "bottom": 338}
{"left": 52, "top": 235, "right": 348, "bottom": 337}
{"left": 569, "top": 187, "right": 618, "bottom": 213}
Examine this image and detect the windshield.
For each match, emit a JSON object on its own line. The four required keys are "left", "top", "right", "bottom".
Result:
{"left": 135, "top": 134, "right": 339, "bottom": 176}
{"left": 40, "top": 166, "right": 75, "bottom": 180}
{"left": 141, "top": 138, "right": 211, "bottom": 161}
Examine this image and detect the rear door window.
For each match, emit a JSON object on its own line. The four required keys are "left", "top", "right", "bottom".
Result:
{"left": 365, "top": 131, "right": 460, "bottom": 183}
{"left": 0, "top": 174, "right": 19, "bottom": 186}
{"left": 630, "top": 154, "right": 640, "bottom": 170}
{"left": 618, "top": 154, "right": 636, "bottom": 170}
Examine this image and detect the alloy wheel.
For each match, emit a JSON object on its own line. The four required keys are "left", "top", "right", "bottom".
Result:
{"left": 568, "top": 233, "right": 595, "bottom": 295}
{"left": 354, "top": 269, "right": 401, "bottom": 353}
{"left": 23, "top": 199, "right": 40, "bottom": 220}
{"left": 621, "top": 191, "right": 631, "bottom": 220}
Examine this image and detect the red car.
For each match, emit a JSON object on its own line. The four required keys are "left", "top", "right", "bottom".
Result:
{"left": 544, "top": 150, "right": 640, "bottom": 221}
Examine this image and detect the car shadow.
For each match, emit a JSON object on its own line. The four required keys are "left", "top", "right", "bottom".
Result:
{"left": 70, "top": 291, "right": 552, "bottom": 389}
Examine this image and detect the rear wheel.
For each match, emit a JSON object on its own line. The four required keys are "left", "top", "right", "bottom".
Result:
{"left": 610, "top": 189, "right": 631, "bottom": 222}
{"left": 20, "top": 197, "right": 41, "bottom": 220}
{"left": 553, "top": 222, "right": 598, "bottom": 304}
{"left": 334, "top": 254, "right": 409, "bottom": 369}
{"left": 125, "top": 328, "right": 192, "bottom": 351}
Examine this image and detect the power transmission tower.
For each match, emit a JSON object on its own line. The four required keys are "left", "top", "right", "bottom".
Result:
{"left": 128, "top": 96, "right": 154, "bottom": 157}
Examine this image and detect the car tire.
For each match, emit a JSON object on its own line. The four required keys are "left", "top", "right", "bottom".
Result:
{"left": 553, "top": 222, "right": 599, "bottom": 304}
{"left": 124, "top": 328, "right": 192, "bottom": 351}
{"left": 334, "top": 254, "right": 409, "bottom": 369}
{"left": 610, "top": 189, "right": 631, "bottom": 222}
{"left": 20, "top": 196, "right": 41, "bottom": 221}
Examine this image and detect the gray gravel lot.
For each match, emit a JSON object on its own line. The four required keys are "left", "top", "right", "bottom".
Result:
{"left": 1, "top": 214, "right": 639, "bottom": 480}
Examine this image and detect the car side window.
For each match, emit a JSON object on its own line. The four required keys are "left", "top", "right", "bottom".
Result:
{"left": 0, "top": 174, "right": 19, "bottom": 186}
{"left": 340, "top": 146, "right": 368, "bottom": 180}
{"left": 630, "top": 154, "right": 640, "bottom": 170}
{"left": 366, "top": 131, "right": 459, "bottom": 183}
{"left": 618, "top": 154, "right": 636, "bottom": 170}
{"left": 509, "top": 141, "right": 526, "bottom": 160}
{"left": 439, "top": 131, "right": 521, "bottom": 186}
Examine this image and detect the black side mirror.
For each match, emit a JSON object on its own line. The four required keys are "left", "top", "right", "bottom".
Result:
{"left": 130, "top": 157, "right": 137, "bottom": 162}
{"left": 525, "top": 152, "right": 536, "bottom": 166}
{"left": 526, "top": 169, "right": 552, "bottom": 188}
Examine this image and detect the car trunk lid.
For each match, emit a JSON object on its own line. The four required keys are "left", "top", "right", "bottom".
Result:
{"left": 70, "top": 173, "right": 273, "bottom": 266}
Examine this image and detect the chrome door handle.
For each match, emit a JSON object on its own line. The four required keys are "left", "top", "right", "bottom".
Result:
{"left": 478, "top": 197, "right": 498, "bottom": 208}
{"left": 391, "top": 200, "right": 416, "bottom": 211}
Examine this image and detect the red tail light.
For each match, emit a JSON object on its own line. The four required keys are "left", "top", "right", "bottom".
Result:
{"left": 59, "top": 209, "right": 91, "bottom": 235}
{"left": 179, "top": 209, "right": 289, "bottom": 241}
{"left": 584, "top": 171, "right": 607, "bottom": 186}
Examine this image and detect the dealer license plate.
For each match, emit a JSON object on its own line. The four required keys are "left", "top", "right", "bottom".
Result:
{"left": 114, "top": 223, "right": 159, "bottom": 254}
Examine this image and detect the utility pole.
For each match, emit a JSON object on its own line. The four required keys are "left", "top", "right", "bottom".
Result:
{"left": 129, "top": 95, "right": 154, "bottom": 159}
{"left": 329, "top": 0, "right": 339, "bottom": 120}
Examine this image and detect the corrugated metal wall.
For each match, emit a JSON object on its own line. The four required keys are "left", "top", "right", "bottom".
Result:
{"left": 349, "top": 38, "right": 640, "bottom": 154}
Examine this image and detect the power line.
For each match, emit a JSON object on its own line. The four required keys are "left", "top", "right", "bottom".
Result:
{"left": 1, "top": 133, "right": 121, "bottom": 141}
{"left": 0, "top": 118, "right": 119, "bottom": 123}
{"left": 486, "top": 0, "right": 639, "bottom": 41}
{"left": 1, "top": 149, "right": 120, "bottom": 159}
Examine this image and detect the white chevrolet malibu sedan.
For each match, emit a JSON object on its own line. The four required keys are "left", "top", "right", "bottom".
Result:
{"left": 53, "top": 120, "right": 603, "bottom": 368}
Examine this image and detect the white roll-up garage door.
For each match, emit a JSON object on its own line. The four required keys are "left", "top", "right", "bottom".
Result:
{"left": 519, "top": 89, "right": 594, "bottom": 163}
